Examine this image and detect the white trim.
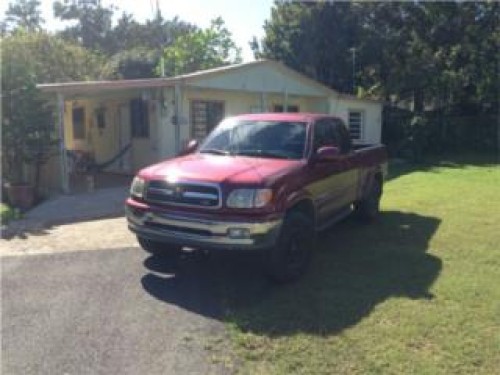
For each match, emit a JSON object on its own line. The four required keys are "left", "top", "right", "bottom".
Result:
{"left": 57, "top": 93, "right": 70, "bottom": 193}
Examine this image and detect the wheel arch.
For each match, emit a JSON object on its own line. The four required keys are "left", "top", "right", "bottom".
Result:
{"left": 286, "top": 197, "right": 316, "bottom": 226}
{"left": 361, "top": 168, "right": 384, "bottom": 200}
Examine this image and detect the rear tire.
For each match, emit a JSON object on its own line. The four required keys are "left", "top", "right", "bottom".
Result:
{"left": 137, "top": 236, "right": 182, "bottom": 257}
{"left": 264, "top": 211, "right": 315, "bottom": 283}
{"left": 354, "top": 177, "right": 382, "bottom": 222}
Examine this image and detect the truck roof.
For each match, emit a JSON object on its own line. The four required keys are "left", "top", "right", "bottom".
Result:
{"left": 230, "top": 113, "right": 342, "bottom": 122}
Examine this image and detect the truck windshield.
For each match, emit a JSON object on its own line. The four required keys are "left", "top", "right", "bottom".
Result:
{"left": 199, "top": 119, "right": 307, "bottom": 160}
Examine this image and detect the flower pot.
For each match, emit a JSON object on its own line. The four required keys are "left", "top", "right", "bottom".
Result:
{"left": 6, "top": 183, "right": 35, "bottom": 210}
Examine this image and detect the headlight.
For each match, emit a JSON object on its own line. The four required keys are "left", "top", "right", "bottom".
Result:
{"left": 130, "top": 176, "right": 146, "bottom": 198}
{"left": 226, "top": 188, "right": 272, "bottom": 208}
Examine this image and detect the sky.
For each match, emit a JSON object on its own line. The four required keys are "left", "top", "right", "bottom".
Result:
{"left": 0, "top": 0, "right": 275, "bottom": 61}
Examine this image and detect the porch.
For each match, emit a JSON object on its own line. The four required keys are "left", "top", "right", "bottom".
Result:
{"left": 69, "top": 172, "right": 132, "bottom": 194}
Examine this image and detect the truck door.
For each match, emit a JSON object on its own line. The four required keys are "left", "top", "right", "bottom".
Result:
{"left": 333, "top": 119, "right": 358, "bottom": 204}
{"left": 307, "top": 119, "right": 358, "bottom": 224}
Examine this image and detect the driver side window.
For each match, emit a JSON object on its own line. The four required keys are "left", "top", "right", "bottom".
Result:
{"left": 313, "top": 119, "right": 338, "bottom": 151}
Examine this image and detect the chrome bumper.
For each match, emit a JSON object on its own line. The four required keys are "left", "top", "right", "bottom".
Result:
{"left": 126, "top": 205, "right": 282, "bottom": 250}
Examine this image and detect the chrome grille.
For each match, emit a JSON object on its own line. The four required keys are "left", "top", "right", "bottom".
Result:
{"left": 145, "top": 180, "right": 220, "bottom": 208}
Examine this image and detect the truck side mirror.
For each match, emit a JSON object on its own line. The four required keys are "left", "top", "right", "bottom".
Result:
{"left": 178, "top": 139, "right": 199, "bottom": 156}
{"left": 315, "top": 146, "right": 340, "bottom": 161}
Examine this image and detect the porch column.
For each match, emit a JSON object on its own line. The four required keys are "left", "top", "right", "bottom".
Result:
{"left": 283, "top": 87, "right": 288, "bottom": 112}
{"left": 157, "top": 88, "right": 168, "bottom": 159}
{"left": 57, "top": 93, "right": 70, "bottom": 193}
{"left": 174, "top": 83, "right": 183, "bottom": 153}
{"left": 260, "top": 92, "right": 268, "bottom": 112}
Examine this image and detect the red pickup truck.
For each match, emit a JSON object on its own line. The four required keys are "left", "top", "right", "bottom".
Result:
{"left": 126, "top": 113, "right": 387, "bottom": 282}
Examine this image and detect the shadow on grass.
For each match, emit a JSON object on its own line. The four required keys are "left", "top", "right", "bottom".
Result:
{"left": 388, "top": 152, "right": 498, "bottom": 181}
{"left": 141, "top": 210, "right": 442, "bottom": 336}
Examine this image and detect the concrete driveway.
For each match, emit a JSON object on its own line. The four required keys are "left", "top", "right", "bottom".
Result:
{"left": 1, "top": 191, "right": 243, "bottom": 374}
{"left": 1, "top": 187, "right": 130, "bottom": 242}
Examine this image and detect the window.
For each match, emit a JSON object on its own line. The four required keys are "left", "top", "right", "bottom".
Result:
{"left": 273, "top": 104, "right": 299, "bottom": 113}
{"left": 191, "top": 100, "right": 224, "bottom": 140}
{"left": 72, "top": 107, "right": 85, "bottom": 140}
{"left": 313, "top": 119, "right": 339, "bottom": 151}
{"left": 95, "top": 107, "right": 106, "bottom": 130}
{"left": 334, "top": 119, "right": 352, "bottom": 154}
{"left": 348, "top": 110, "right": 364, "bottom": 140}
{"left": 130, "top": 99, "right": 149, "bottom": 138}
{"left": 200, "top": 120, "right": 307, "bottom": 160}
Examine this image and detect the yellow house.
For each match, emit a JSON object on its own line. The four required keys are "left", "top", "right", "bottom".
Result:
{"left": 38, "top": 59, "right": 382, "bottom": 194}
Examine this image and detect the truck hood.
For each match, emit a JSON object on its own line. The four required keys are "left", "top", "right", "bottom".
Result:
{"left": 139, "top": 153, "right": 303, "bottom": 185}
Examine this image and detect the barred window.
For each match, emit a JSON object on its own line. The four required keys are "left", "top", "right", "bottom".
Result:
{"left": 191, "top": 100, "right": 225, "bottom": 140}
{"left": 273, "top": 104, "right": 299, "bottom": 113}
{"left": 348, "top": 110, "right": 364, "bottom": 140}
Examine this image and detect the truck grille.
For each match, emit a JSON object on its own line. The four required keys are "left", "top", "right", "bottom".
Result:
{"left": 145, "top": 180, "right": 221, "bottom": 209}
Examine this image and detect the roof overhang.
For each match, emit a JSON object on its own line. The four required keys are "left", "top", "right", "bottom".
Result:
{"left": 37, "top": 76, "right": 180, "bottom": 95}
{"left": 37, "top": 59, "right": 382, "bottom": 104}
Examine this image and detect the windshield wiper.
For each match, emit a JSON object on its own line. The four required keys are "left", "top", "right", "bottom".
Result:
{"left": 199, "top": 148, "right": 230, "bottom": 155}
{"left": 233, "top": 150, "right": 288, "bottom": 159}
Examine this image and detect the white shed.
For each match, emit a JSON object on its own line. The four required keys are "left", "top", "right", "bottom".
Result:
{"left": 38, "top": 59, "right": 383, "bottom": 193}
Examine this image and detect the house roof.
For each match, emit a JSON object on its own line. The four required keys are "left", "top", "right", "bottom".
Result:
{"left": 37, "top": 59, "right": 381, "bottom": 103}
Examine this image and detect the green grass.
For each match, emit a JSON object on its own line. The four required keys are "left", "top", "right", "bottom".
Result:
{"left": 224, "top": 155, "right": 500, "bottom": 374}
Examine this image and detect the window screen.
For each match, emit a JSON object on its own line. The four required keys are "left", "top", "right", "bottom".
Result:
{"left": 313, "top": 119, "right": 338, "bottom": 151}
{"left": 348, "top": 110, "right": 364, "bottom": 140}
{"left": 191, "top": 100, "right": 224, "bottom": 140}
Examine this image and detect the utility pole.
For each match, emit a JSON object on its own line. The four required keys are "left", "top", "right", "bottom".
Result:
{"left": 153, "top": 0, "right": 165, "bottom": 77}
{"left": 349, "top": 47, "right": 356, "bottom": 95}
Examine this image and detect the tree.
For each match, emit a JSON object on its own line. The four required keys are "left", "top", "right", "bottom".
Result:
{"left": 100, "top": 12, "right": 197, "bottom": 79}
{"left": 257, "top": 1, "right": 499, "bottom": 154}
{"left": 1, "top": 31, "right": 102, "bottom": 190}
{"left": 256, "top": 1, "right": 360, "bottom": 94}
{"left": 53, "top": 0, "right": 115, "bottom": 52}
{"left": 257, "top": 1, "right": 499, "bottom": 110}
{"left": 160, "top": 17, "right": 242, "bottom": 76}
{"left": 2, "top": 70, "right": 54, "bottom": 186}
{"left": 100, "top": 48, "right": 160, "bottom": 79}
{"left": 106, "top": 12, "right": 196, "bottom": 55}
{"left": 2, "top": 0, "right": 44, "bottom": 33}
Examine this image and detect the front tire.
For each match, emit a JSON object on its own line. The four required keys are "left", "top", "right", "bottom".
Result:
{"left": 264, "top": 212, "right": 315, "bottom": 283}
{"left": 137, "top": 236, "right": 182, "bottom": 257}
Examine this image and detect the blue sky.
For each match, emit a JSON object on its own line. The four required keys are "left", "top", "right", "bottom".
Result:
{"left": 0, "top": 0, "right": 275, "bottom": 61}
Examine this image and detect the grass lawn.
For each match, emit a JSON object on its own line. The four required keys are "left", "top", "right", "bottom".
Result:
{"left": 223, "top": 155, "right": 500, "bottom": 374}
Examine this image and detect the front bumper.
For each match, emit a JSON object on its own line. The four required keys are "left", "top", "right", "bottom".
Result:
{"left": 126, "top": 199, "right": 282, "bottom": 251}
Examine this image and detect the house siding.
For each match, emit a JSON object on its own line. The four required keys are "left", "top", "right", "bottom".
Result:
{"left": 329, "top": 97, "right": 382, "bottom": 144}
